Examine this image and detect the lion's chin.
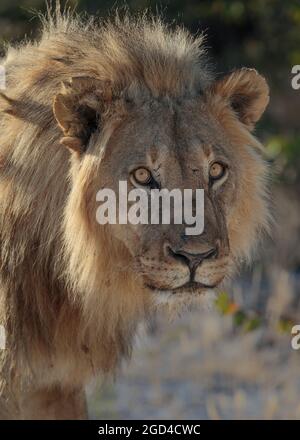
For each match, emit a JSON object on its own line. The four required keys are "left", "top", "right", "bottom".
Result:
{"left": 147, "top": 283, "right": 218, "bottom": 313}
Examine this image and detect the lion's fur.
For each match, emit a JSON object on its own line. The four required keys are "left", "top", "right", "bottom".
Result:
{"left": 0, "top": 7, "right": 270, "bottom": 419}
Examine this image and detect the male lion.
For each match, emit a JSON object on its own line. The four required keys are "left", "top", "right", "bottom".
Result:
{"left": 0, "top": 10, "right": 270, "bottom": 419}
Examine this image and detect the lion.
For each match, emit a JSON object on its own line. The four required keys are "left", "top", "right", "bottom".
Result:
{"left": 0, "top": 9, "right": 270, "bottom": 419}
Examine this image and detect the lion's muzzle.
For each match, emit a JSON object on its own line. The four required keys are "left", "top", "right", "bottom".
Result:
{"left": 139, "top": 239, "right": 230, "bottom": 292}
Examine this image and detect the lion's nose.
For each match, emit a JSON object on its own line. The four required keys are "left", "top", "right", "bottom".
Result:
{"left": 166, "top": 245, "right": 218, "bottom": 272}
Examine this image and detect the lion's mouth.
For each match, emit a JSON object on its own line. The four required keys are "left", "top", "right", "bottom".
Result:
{"left": 146, "top": 280, "right": 217, "bottom": 294}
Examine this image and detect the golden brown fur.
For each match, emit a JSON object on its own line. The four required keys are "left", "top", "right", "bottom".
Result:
{"left": 0, "top": 8, "right": 270, "bottom": 419}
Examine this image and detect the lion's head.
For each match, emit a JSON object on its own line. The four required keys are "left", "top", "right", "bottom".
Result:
{"left": 51, "top": 17, "right": 270, "bottom": 308}
{"left": 48, "top": 16, "right": 270, "bottom": 311}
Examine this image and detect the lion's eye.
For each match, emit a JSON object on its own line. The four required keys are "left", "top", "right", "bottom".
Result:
{"left": 209, "top": 162, "right": 226, "bottom": 180}
{"left": 132, "top": 167, "right": 152, "bottom": 185}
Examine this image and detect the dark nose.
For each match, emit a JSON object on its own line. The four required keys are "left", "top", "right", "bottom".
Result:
{"left": 167, "top": 245, "right": 218, "bottom": 272}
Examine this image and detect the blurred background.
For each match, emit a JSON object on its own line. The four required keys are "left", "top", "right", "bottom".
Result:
{"left": 1, "top": 0, "right": 300, "bottom": 419}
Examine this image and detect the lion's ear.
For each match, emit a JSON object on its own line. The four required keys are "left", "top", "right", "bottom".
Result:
{"left": 210, "top": 68, "right": 269, "bottom": 130}
{"left": 53, "top": 77, "right": 112, "bottom": 154}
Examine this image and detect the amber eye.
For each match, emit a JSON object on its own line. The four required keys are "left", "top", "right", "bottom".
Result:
{"left": 132, "top": 167, "right": 152, "bottom": 185}
{"left": 209, "top": 162, "right": 226, "bottom": 180}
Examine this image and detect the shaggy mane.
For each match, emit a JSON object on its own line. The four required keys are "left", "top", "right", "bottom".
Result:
{"left": 39, "top": 6, "right": 212, "bottom": 97}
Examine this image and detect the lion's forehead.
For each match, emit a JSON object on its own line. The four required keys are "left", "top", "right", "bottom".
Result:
{"left": 107, "top": 100, "right": 233, "bottom": 180}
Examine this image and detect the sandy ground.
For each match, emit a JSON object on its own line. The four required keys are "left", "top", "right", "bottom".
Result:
{"left": 87, "top": 266, "right": 300, "bottom": 420}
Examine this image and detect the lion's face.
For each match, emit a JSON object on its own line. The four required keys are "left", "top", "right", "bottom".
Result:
{"left": 54, "top": 69, "right": 269, "bottom": 301}
{"left": 100, "top": 98, "right": 232, "bottom": 296}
